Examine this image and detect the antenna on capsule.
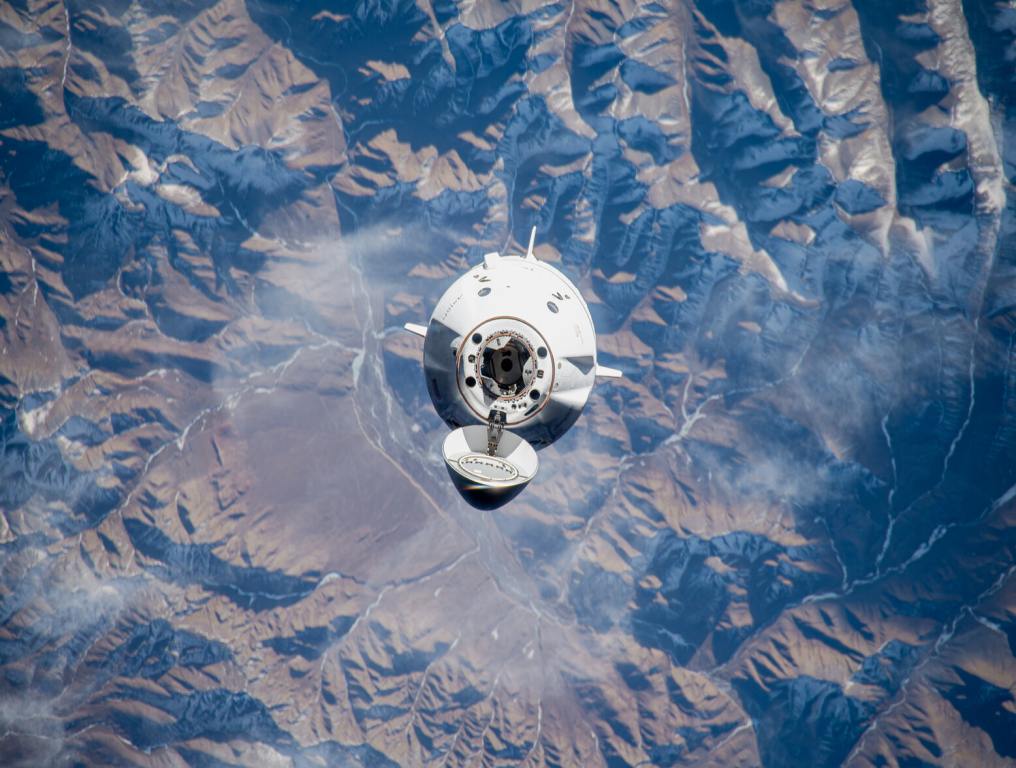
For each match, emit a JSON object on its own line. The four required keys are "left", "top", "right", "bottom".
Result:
{"left": 525, "top": 226, "right": 537, "bottom": 260}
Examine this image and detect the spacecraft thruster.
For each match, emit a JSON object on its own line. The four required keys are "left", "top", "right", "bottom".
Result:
{"left": 403, "top": 229, "right": 621, "bottom": 509}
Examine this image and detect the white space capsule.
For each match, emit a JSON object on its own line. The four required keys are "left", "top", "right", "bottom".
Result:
{"left": 404, "top": 229, "right": 621, "bottom": 509}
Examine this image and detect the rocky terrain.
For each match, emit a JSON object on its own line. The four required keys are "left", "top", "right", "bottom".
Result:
{"left": 0, "top": 0, "right": 1014, "bottom": 765}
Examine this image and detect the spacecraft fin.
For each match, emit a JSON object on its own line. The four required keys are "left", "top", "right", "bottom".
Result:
{"left": 525, "top": 226, "right": 537, "bottom": 260}
{"left": 595, "top": 365, "right": 623, "bottom": 378}
{"left": 403, "top": 322, "right": 428, "bottom": 338}
{"left": 442, "top": 426, "right": 538, "bottom": 510}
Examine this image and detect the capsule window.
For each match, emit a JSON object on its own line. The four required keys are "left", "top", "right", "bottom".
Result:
{"left": 546, "top": 301, "right": 559, "bottom": 313}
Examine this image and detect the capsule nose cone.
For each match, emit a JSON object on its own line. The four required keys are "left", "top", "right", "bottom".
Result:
{"left": 442, "top": 427, "right": 538, "bottom": 510}
{"left": 443, "top": 466, "right": 531, "bottom": 510}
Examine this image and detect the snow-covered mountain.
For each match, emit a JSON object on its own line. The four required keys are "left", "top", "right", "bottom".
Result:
{"left": 1, "top": 0, "right": 1014, "bottom": 765}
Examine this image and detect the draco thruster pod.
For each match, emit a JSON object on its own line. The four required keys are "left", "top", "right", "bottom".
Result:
{"left": 404, "top": 229, "right": 621, "bottom": 509}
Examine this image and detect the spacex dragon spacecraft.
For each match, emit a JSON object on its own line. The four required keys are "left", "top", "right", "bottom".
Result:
{"left": 404, "top": 229, "right": 621, "bottom": 509}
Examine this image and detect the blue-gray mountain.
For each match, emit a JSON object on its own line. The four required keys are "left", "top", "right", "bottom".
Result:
{"left": 0, "top": 0, "right": 1014, "bottom": 766}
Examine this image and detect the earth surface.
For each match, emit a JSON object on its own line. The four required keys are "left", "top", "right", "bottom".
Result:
{"left": 1, "top": 0, "right": 1015, "bottom": 766}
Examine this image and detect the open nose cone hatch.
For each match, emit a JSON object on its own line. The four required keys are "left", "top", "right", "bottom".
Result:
{"left": 441, "top": 426, "right": 538, "bottom": 510}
